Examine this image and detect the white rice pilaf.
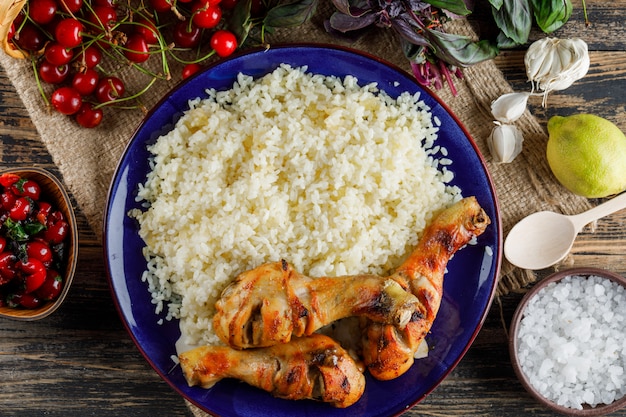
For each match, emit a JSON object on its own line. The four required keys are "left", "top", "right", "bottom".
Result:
{"left": 131, "top": 64, "right": 461, "bottom": 346}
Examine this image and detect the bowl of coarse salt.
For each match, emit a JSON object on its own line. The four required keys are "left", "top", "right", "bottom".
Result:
{"left": 509, "top": 267, "right": 626, "bottom": 416}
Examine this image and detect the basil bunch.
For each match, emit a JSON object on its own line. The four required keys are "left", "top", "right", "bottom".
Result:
{"left": 490, "top": 0, "right": 573, "bottom": 48}
{"left": 227, "top": 0, "right": 575, "bottom": 93}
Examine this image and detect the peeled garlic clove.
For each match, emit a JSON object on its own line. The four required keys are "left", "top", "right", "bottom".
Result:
{"left": 491, "top": 92, "right": 530, "bottom": 124}
{"left": 487, "top": 124, "right": 524, "bottom": 163}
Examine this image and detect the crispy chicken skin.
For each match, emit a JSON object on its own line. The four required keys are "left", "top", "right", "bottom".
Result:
{"left": 178, "top": 333, "right": 366, "bottom": 408}
{"left": 213, "top": 261, "right": 420, "bottom": 349}
{"left": 361, "top": 196, "right": 490, "bottom": 380}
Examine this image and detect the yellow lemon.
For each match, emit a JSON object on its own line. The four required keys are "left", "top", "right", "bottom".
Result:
{"left": 546, "top": 114, "right": 626, "bottom": 198}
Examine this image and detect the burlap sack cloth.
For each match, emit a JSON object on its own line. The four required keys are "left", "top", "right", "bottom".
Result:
{"left": 0, "top": 6, "right": 591, "bottom": 414}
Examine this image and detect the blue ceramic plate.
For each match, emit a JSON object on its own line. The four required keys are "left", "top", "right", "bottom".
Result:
{"left": 104, "top": 44, "right": 502, "bottom": 417}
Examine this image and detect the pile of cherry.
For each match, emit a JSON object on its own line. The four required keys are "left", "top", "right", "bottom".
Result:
{"left": 0, "top": 173, "right": 69, "bottom": 309}
{"left": 8, "top": 0, "right": 240, "bottom": 128}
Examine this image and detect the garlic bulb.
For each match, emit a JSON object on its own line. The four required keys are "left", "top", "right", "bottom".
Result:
{"left": 525, "top": 37, "right": 590, "bottom": 98}
{"left": 487, "top": 123, "right": 524, "bottom": 163}
{"left": 490, "top": 92, "right": 530, "bottom": 124}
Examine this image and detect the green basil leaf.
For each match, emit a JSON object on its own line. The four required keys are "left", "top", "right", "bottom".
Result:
{"left": 423, "top": 27, "right": 499, "bottom": 67}
{"left": 488, "top": 0, "right": 504, "bottom": 10}
{"left": 264, "top": 0, "right": 319, "bottom": 28}
{"left": 4, "top": 218, "right": 29, "bottom": 242}
{"left": 423, "top": 0, "right": 471, "bottom": 16}
{"left": 530, "top": 0, "right": 572, "bottom": 33}
{"left": 491, "top": 0, "right": 531, "bottom": 45}
{"left": 228, "top": 0, "right": 254, "bottom": 45}
{"left": 495, "top": 30, "right": 519, "bottom": 49}
{"left": 13, "top": 178, "right": 27, "bottom": 194}
{"left": 23, "top": 221, "right": 46, "bottom": 236}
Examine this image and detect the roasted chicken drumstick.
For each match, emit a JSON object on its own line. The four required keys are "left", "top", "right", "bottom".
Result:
{"left": 361, "top": 196, "right": 490, "bottom": 380}
{"left": 213, "top": 260, "right": 420, "bottom": 349}
{"left": 178, "top": 333, "right": 366, "bottom": 408}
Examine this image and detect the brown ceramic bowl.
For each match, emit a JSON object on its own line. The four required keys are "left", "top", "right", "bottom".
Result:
{"left": 0, "top": 167, "right": 78, "bottom": 321}
{"left": 509, "top": 267, "right": 626, "bottom": 416}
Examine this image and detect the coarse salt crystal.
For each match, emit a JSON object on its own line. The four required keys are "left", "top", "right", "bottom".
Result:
{"left": 516, "top": 274, "right": 626, "bottom": 409}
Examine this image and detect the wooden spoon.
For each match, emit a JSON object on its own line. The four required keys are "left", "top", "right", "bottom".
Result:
{"left": 504, "top": 192, "right": 626, "bottom": 270}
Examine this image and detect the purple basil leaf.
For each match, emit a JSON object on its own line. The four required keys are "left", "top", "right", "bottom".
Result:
{"left": 391, "top": 17, "right": 431, "bottom": 48}
{"left": 330, "top": 0, "right": 373, "bottom": 17}
{"left": 328, "top": 11, "right": 377, "bottom": 32}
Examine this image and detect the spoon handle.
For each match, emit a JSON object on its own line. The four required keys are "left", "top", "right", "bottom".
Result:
{"left": 569, "top": 192, "right": 626, "bottom": 230}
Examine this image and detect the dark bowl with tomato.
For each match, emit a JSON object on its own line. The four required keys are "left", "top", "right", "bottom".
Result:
{"left": 0, "top": 167, "right": 78, "bottom": 321}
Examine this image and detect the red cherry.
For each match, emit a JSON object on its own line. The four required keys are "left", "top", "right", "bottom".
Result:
{"left": 44, "top": 43, "right": 74, "bottom": 66}
{"left": 173, "top": 21, "right": 201, "bottom": 48}
{"left": 87, "top": 6, "right": 118, "bottom": 32}
{"left": 134, "top": 17, "right": 159, "bottom": 45}
{"left": 75, "top": 103, "right": 104, "bottom": 128}
{"left": 95, "top": 76, "right": 125, "bottom": 103}
{"left": 72, "top": 69, "right": 99, "bottom": 96}
{"left": 29, "top": 0, "right": 58, "bottom": 25}
{"left": 13, "top": 23, "right": 46, "bottom": 52}
{"left": 58, "top": 0, "right": 83, "bottom": 13}
{"left": 210, "top": 30, "right": 237, "bottom": 58}
{"left": 76, "top": 46, "right": 103, "bottom": 69}
{"left": 124, "top": 33, "right": 150, "bottom": 63}
{"left": 182, "top": 63, "right": 202, "bottom": 79}
{"left": 55, "top": 18, "right": 84, "bottom": 48}
{"left": 51, "top": 86, "right": 83, "bottom": 115}
{"left": 38, "top": 61, "right": 70, "bottom": 84}
{"left": 192, "top": 2, "right": 222, "bottom": 29}
{"left": 149, "top": 0, "right": 174, "bottom": 12}
{"left": 221, "top": 0, "right": 238, "bottom": 9}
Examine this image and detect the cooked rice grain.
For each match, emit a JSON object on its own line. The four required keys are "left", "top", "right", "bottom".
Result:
{"left": 131, "top": 64, "right": 461, "bottom": 346}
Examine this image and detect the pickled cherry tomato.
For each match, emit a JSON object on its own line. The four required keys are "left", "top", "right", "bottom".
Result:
{"left": 44, "top": 216, "right": 69, "bottom": 245}
{"left": 19, "top": 258, "right": 47, "bottom": 293}
{"left": 27, "top": 241, "right": 53, "bottom": 264}
{"left": 36, "top": 270, "right": 63, "bottom": 301}
{"left": 9, "top": 197, "right": 31, "bottom": 221}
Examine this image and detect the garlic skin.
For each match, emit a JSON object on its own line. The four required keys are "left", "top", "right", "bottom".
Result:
{"left": 525, "top": 37, "right": 590, "bottom": 97}
{"left": 491, "top": 92, "right": 530, "bottom": 124}
{"left": 487, "top": 123, "right": 524, "bottom": 163}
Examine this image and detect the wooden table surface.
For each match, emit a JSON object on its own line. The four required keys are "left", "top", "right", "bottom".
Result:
{"left": 1, "top": 1, "right": 625, "bottom": 416}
